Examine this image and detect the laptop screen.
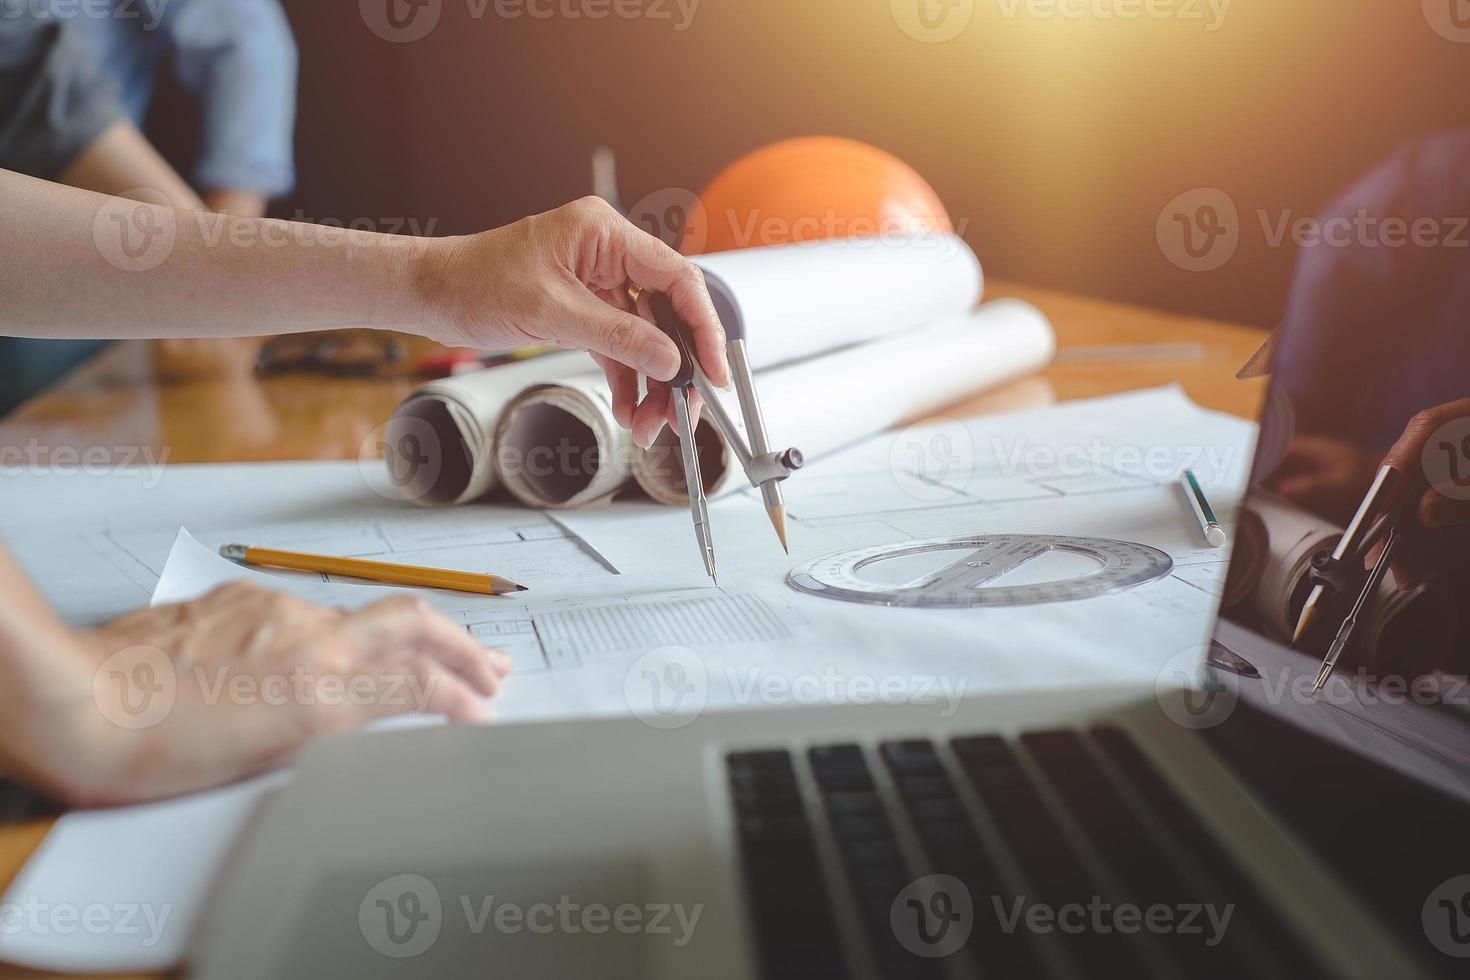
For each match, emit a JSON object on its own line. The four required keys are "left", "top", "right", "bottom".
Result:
{"left": 1206, "top": 246, "right": 1470, "bottom": 799}
{"left": 1177, "top": 242, "right": 1470, "bottom": 964}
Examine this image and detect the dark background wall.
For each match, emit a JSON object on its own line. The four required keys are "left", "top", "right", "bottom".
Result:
{"left": 268, "top": 0, "right": 1470, "bottom": 329}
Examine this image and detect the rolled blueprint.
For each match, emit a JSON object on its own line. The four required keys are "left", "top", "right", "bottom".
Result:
{"left": 694, "top": 233, "right": 983, "bottom": 369}
{"left": 384, "top": 351, "right": 588, "bottom": 506}
{"left": 492, "top": 373, "right": 634, "bottom": 509}
{"left": 632, "top": 299, "right": 1057, "bottom": 505}
{"left": 387, "top": 233, "right": 985, "bottom": 506}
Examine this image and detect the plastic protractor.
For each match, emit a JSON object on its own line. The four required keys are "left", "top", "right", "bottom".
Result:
{"left": 787, "top": 535, "right": 1175, "bottom": 608}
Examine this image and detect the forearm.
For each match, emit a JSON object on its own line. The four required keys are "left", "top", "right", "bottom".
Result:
{"left": 0, "top": 540, "right": 92, "bottom": 764}
{"left": 56, "top": 121, "right": 204, "bottom": 211}
{"left": 0, "top": 168, "right": 441, "bottom": 340}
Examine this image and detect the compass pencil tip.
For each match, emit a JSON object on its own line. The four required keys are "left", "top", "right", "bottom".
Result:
{"left": 767, "top": 506, "right": 789, "bottom": 553}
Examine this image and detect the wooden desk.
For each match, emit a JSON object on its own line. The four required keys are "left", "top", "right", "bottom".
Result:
{"left": 0, "top": 282, "right": 1268, "bottom": 978}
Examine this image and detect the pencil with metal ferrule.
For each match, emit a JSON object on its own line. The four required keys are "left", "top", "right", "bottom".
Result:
{"left": 1180, "top": 469, "right": 1227, "bottom": 548}
{"left": 220, "top": 545, "right": 527, "bottom": 596}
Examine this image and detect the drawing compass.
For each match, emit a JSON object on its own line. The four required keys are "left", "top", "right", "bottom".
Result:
{"left": 630, "top": 284, "right": 805, "bottom": 580}
{"left": 1290, "top": 464, "right": 1408, "bottom": 695}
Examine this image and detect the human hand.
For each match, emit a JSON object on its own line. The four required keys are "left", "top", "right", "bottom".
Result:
{"left": 419, "top": 197, "right": 731, "bottom": 449}
{"left": 1265, "top": 435, "right": 1381, "bottom": 523}
{"left": 1381, "top": 399, "right": 1470, "bottom": 529}
{"left": 1370, "top": 399, "right": 1470, "bottom": 588}
{"left": 25, "top": 583, "right": 509, "bottom": 807}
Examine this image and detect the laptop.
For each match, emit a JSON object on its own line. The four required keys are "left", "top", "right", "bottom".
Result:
{"left": 189, "top": 350, "right": 1470, "bottom": 979}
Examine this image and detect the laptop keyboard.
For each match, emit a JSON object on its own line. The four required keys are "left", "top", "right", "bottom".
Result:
{"left": 729, "top": 727, "right": 1322, "bottom": 980}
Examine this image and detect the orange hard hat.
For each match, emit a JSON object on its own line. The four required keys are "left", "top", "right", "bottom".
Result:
{"left": 681, "top": 136, "right": 953, "bottom": 255}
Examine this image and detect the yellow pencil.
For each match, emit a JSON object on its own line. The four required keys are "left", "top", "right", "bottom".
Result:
{"left": 220, "top": 545, "right": 527, "bottom": 596}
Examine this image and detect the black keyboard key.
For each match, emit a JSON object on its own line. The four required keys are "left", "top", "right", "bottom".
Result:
{"left": 825, "top": 790, "right": 884, "bottom": 817}
{"left": 730, "top": 779, "right": 801, "bottom": 805}
{"left": 839, "top": 837, "right": 905, "bottom": 868}
{"left": 878, "top": 749, "right": 968, "bottom": 832}
{"left": 1024, "top": 729, "right": 1247, "bottom": 978}
{"left": 951, "top": 734, "right": 1015, "bottom": 769}
{"left": 877, "top": 740, "right": 1043, "bottom": 978}
{"left": 808, "top": 745, "right": 950, "bottom": 980}
{"left": 832, "top": 814, "right": 893, "bottom": 843}
{"left": 893, "top": 775, "right": 957, "bottom": 802}
{"left": 906, "top": 796, "right": 967, "bottom": 826}
{"left": 913, "top": 820, "right": 978, "bottom": 851}
{"left": 849, "top": 860, "right": 911, "bottom": 891}
{"left": 729, "top": 765, "right": 798, "bottom": 793}
{"left": 809, "top": 744, "right": 874, "bottom": 792}
{"left": 726, "top": 752, "right": 849, "bottom": 980}
{"left": 730, "top": 749, "right": 797, "bottom": 772}
{"left": 953, "top": 732, "right": 1149, "bottom": 977}
{"left": 729, "top": 751, "right": 806, "bottom": 826}
{"left": 1091, "top": 725, "right": 1329, "bottom": 978}
{"left": 737, "top": 813, "right": 812, "bottom": 844}
{"left": 879, "top": 740, "right": 946, "bottom": 776}
{"left": 731, "top": 789, "right": 804, "bottom": 822}
{"left": 729, "top": 752, "right": 797, "bottom": 796}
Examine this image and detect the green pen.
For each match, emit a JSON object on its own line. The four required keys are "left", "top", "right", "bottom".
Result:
{"left": 1181, "top": 468, "right": 1227, "bottom": 548}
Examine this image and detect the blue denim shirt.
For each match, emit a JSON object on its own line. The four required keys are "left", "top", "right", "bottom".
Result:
{"left": 70, "top": 0, "right": 298, "bottom": 196}
{"left": 0, "top": 13, "right": 122, "bottom": 178}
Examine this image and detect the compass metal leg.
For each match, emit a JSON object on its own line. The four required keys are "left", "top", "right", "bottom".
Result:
{"left": 673, "top": 392, "right": 717, "bottom": 583}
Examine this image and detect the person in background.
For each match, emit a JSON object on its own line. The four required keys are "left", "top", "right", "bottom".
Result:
{"left": 1269, "top": 131, "right": 1470, "bottom": 454}
{"left": 0, "top": 5, "right": 281, "bottom": 413}
{"left": 1, "top": 10, "right": 172, "bottom": 413}
{"left": 69, "top": 0, "right": 298, "bottom": 218}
